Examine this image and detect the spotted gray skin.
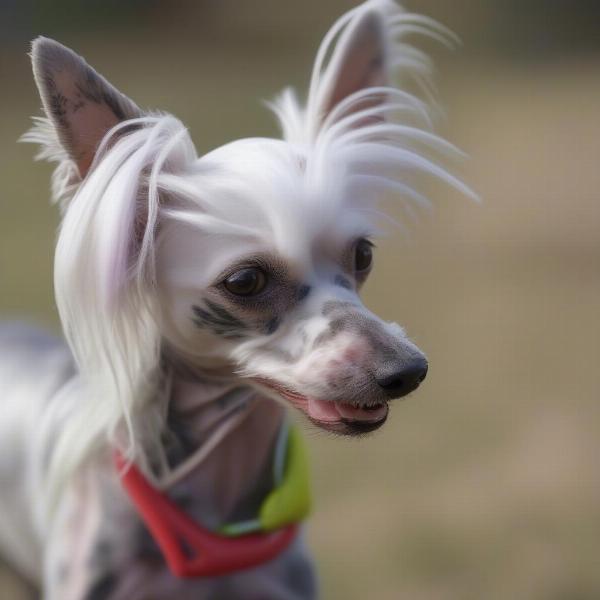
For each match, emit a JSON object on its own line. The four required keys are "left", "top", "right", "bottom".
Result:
{"left": 333, "top": 274, "right": 353, "bottom": 290}
{"left": 317, "top": 299, "right": 403, "bottom": 354}
{"left": 192, "top": 301, "right": 250, "bottom": 340}
{"left": 192, "top": 263, "right": 313, "bottom": 342}
{"left": 32, "top": 37, "right": 141, "bottom": 174}
{"left": 296, "top": 285, "right": 311, "bottom": 301}
{"left": 85, "top": 573, "right": 117, "bottom": 600}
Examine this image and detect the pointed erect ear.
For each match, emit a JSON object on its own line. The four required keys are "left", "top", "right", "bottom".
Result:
{"left": 316, "top": 8, "right": 388, "bottom": 125}
{"left": 31, "top": 37, "right": 142, "bottom": 178}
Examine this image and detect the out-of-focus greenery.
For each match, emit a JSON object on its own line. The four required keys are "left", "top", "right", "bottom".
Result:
{"left": 1, "top": 2, "right": 600, "bottom": 599}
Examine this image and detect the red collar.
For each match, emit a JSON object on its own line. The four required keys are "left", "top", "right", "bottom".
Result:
{"left": 114, "top": 451, "right": 298, "bottom": 578}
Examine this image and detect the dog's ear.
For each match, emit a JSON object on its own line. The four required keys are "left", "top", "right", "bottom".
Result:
{"left": 313, "top": 8, "right": 388, "bottom": 127}
{"left": 31, "top": 37, "right": 142, "bottom": 178}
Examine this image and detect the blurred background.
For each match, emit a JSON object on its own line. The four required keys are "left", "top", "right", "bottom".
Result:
{"left": 1, "top": 1, "right": 599, "bottom": 598}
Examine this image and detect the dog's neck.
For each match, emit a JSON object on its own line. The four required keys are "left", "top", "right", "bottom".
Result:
{"left": 158, "top": 367, "right": 286, "bottom": 530}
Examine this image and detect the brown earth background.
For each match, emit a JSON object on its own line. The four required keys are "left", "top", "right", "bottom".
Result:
{"left": 1, "top": 1, "right": 599, "bottom": 598}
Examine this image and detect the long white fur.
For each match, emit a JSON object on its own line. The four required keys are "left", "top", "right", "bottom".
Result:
{"left": 21, "top": 0, "right": 471, "bottom": 518}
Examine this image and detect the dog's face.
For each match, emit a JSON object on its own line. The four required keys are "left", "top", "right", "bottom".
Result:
{"left": 28, "top": 2, "right": 463, "bottom": 440}
{"left": 156, "top": 140, "right": 428, "bottom": 435}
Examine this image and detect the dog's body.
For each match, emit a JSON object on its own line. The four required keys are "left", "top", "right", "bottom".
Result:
{"left": 0, "top": 323, "right": 315, "bottom": 599}
{"left": 0, "top": 1, "right": 468, "bottom": 598}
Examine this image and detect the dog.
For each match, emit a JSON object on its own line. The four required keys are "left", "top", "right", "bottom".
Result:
{"left": 0, "top": 1, "right": 469, "bottom": 598}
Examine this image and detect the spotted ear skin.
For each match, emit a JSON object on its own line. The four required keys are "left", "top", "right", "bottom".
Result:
{"left": 319, "top": 9, "right": 388, "bottom": 120}
{"left": 31, "top": 36, "right": 142, "bottom": 177}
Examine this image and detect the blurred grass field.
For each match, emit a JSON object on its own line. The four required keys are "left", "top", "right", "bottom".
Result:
{"left": 1, "top": 1, "right": 600, "bottom": 598}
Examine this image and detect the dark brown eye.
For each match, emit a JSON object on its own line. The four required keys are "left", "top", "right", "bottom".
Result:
{"left": 223, "top": 268, "right": 267, "bottom": 296}
{"left": 354, "top": 239, "right": 374, "bottom": 273}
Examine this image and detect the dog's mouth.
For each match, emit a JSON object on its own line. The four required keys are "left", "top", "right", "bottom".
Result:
{"left": 253, "top": 378, "right": 388, "bottom": 435}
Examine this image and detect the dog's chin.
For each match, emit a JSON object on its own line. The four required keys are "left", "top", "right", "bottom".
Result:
{"left": 253, "top": 378, "right": 389, "bottom": 437}
{"left": 308, "top": 411, "right": 388, "bottom": 436}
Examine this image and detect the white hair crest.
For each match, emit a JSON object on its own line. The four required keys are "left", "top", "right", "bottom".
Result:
{"left": 270, "top": 0, "right": 474, "bottom": 211}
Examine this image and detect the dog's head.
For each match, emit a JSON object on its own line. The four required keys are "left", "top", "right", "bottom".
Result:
{"left": 154, "top": 138, "right": 429, "bottom": 434}
{"left": 26, "top": 1, "right": 468, "bottom": 443}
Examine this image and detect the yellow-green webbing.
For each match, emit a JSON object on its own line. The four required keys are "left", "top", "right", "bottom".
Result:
{"left": 259, "top": 424, "right": 311, "bottom": 531}
{"left": 219, "top": 423, "right": 311, "bottom": 537}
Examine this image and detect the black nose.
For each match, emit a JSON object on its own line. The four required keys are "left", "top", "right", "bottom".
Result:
{"left": 375, "top": 357, "right": 428, "bottom": 399}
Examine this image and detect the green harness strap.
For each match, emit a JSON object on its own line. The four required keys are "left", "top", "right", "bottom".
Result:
{"left": 220, "top": 422, "right": 311, "bottom": 536}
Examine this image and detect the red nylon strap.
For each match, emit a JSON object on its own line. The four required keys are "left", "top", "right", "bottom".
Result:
{"left": 114, "top": 451, "right": 298, "bottom": 578}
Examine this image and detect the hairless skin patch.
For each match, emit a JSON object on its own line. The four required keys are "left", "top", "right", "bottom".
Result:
{"left": 264, "top": 317, "right": 280, "bottom": 335}
{"left": 296, "top": 285, "right": 311, "bottom": 301}
{"left": 192, "top": 254, "right": 317, "bottom": 341}
{"left": 191, "top": 301, "right": 249, "bottom": 340}
{"left": 333, "top": 274, "right": 353, "bottom": 290}
{"left": 85, "top": 572, "right": 117, "bottom": 600}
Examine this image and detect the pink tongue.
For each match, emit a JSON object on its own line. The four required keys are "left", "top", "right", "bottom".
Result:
{"left": 307, "top": 398, "right": 388, "bottom": 423}
{"left": 335, "top": 402, "right": 387, "bottom": 423}
{"left": 307, "top": 398, "right": 341, "bottom": 423}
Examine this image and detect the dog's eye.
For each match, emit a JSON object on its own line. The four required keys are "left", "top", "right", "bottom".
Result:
{"left": 224, "top": 268, "right": 267, "bottom": 296}
{"left": 354, "top": 239, "right": 374, "bottom": 273}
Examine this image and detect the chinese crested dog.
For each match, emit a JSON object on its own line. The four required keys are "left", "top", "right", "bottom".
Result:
{"left": 0, "top": 1, "right": 470, "bottom": 598}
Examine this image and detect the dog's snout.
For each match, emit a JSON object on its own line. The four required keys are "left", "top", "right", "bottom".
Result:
{"left": 375, "top": 357, "right": 428, "bottom": 399}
